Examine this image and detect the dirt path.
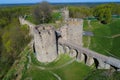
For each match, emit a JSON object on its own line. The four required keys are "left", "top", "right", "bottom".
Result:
{"left": 37, "top": 58, "right": 75, "bottom": 70}
{"left": 49, "top": 71, "right": 62, "bottom": 80}
{"left": 88, "top": 20, "right": 92, "bottom": 28}
{"left": 87, "top": 20, "right": 92, "bottom": 48}
{"left": 102, "top": 34, "right": 120, "bottom": 39}
{"left": 35, "top": 58, "right": 75, "bottom": 80}
{"left": 87, "top": 37, "right": 91, "bottom": 48}
{"left": 104, "top": 50, "right": 120, "bottom": 59}
{"left": 27, "top": 54, "right": 31, "bottom": 69}
{"left": 111, "top": 34, "right": 120, "bottom": 38}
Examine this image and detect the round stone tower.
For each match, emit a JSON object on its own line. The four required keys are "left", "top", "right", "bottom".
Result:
{"left": 34, "top": 26, "right": 57, "bottom": 63}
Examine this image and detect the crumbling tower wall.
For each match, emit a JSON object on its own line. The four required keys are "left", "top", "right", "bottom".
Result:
{"left": 61, "top": 7, "right": 69, "bottom": 21}
{"left": 34, "top": 26, "right": 57, "bottom": 63}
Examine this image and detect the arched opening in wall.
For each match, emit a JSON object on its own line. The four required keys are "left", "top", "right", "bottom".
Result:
{"left": 83, "top": 53, "right": 87, "bottom": 63}
{"left": 33, "top": 42, "right": 36, "bottom": 55}
{"left": 110, "top": 65, "right": 118, "bottom": 71}
{"left": 93, "top": 58, "right": 99, "bottom": 68}
{"left": 69, "top": 49, "right": 78, "bottom": 58}
{"left": 75, "top": 50, "right": 78, "bottom": 58}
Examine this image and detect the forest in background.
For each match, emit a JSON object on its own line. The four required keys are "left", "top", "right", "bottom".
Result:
{"left": 25, "top": 2, "right": 120, "bottom": 24}
{"left": 69, "top": 3, "right": 120, "bottom": 23}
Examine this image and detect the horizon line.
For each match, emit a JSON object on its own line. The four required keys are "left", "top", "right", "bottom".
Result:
{"left": 0, "top": 1, "right": 120, "bottom": 5}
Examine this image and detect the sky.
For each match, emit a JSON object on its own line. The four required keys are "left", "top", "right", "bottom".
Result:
{"left": 0, "top": 0, "right": 120, "bottom": 4}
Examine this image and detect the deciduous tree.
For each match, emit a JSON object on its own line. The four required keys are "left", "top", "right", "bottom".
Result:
{"left": 33, "top": 1, "right": 52, "bottom": 24}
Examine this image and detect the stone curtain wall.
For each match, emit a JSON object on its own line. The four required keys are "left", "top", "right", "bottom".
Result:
{"left": 58, "top": 39, "right": 120, "bottom": 70}
{"left": 19, "top": 17, "right": 35, "bottom": 36}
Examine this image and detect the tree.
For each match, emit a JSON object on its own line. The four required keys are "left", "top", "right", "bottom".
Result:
{"left": 0, "top": 6, "right": 31, "bottom": 79}
{"left": 2, "top": 19, "right": 30, "bottom": 60}
{"left": 69, "top": 6, "right": 92, "bottom": 18}
{"left": 33, "top": 1, "right": 52, "bottom": 24}
{"left": 93, "top": 4, "right": 112, "bottom": 24}
{"left": 104, "top": 8, "right": 111, "bottom": 24}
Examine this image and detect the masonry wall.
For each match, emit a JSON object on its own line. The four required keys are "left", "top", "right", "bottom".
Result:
{"left": 60, "top": 19, "right": 83, "bottom": 46}
{"left": 67, "top": 19, "right": 83, "bottom": 46}
{"left": 34, "top": 26, "right": 57, "bottom": 63}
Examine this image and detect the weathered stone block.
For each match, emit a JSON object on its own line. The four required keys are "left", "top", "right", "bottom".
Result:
{"left": 76, "top": 52, "right": 85, "bottom": 62}
{"left": 58, "top": 45, "right": 65, "bottom": 54}
{"left": 69, "top": 49, "right": 77, "bottom": 58}
{"left": 86, "top": 56, "right": 94, "bottom": 66}
{"left": 64, "top": 46, "right": 70, "bottom": 54}
{"left": 98, "top": 60, "right": 110, "bottom": 69}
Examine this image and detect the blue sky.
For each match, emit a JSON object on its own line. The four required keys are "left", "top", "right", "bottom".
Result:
{"left": 0, "top": 0, "right": 120, "bottom": 4}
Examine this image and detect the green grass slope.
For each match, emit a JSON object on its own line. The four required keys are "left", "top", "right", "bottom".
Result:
{"left": 23, "top": 52, "right": 92, "bottom": 80}
{"left": 2, "top": 47, "right": 31, "bottom": 80}
{"left": 3, "top": 46, "right": 120, "bottom": 80}
{"left": 83, "top": 19, "right": 120, "bottom": 59}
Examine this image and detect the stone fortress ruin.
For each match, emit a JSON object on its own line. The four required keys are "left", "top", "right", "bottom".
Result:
{"left": 19, "top": 7, "right": 120, "bottom": 71}
{"left": 32, "top": 7, "right": 83, "bottom": 63}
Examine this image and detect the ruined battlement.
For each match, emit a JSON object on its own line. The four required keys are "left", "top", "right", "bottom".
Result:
{"left": 66, "top": 18, "right": 83, "bottom": 26}
{"left": 60, "top": 18, "right": 83, "bottom": 46}
{"left": 36, "top": 25, "right": 54, "bottom": 31}
{"left": 67, "top": 18, "right": 83, "bottom": 22}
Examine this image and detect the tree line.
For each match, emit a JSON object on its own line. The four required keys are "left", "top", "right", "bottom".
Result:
{"left": 31, "top": 2, "right": 120, "bottom": 24}
{"left": 69, "top": 3, "right": 120, "bottom": 24}
{"left": 0, "top": 6, "right": 31, "bottom": 79}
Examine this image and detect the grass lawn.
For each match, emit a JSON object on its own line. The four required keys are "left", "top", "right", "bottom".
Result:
{"left": 4, "top": 47, "right": 120, "bottom": 80}
{"left": 22, "top": 52, "right": 92, "bottom": 80}
{"left": 83, "top": 19, "right": 120, "bottom": 59}
{"left": 23, "top": 66, "right": 57, "bottom": 80}
{"left": 53, "top": 61, "right": 92, "bottom": 80}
